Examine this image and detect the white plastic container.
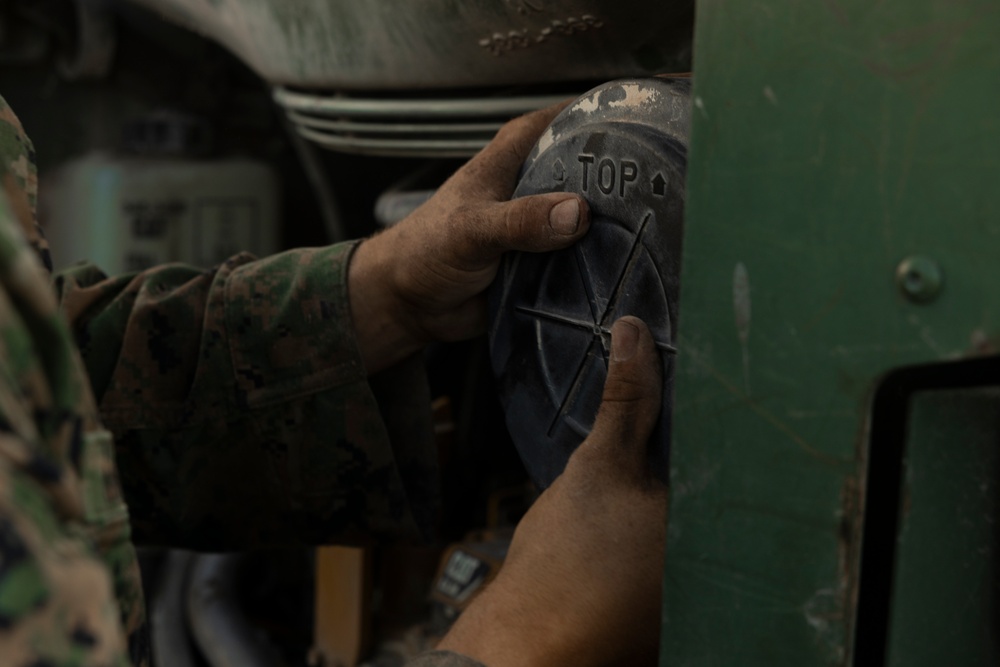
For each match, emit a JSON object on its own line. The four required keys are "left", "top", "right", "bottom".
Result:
{"left": 41, "top": 153, "right": 280, "bottom": 274}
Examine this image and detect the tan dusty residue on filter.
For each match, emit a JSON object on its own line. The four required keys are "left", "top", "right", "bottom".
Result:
{"left": 544, "top": 82, "right": 660, "bottom": 153}
{"left": 608, "top": 83, "right": 659, "bottom": 110}
{"left": 536, "top": 126, "right": 558, "bottom": 154}
{"left": 574, "top": 92, "right": 601, "bottom": 114}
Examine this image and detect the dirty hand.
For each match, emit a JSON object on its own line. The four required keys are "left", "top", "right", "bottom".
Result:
{"left": 348, "top": 103, "right": 590, "bottom": 373}
{"left": 437, "top": 316, "right": 668, "bottom": 667}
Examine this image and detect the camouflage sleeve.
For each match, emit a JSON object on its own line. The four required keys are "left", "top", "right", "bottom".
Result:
{"left": 0, "top": 97, "right": 51, "bottom": 273}
{"left": 0, "top": 453, "right": 131, "bottom": 667}
{"left": 0, "top": 136, "right": 140, "bottom": 665}
{"left": 56, "top": 246, "right": 440, "bottom": 550}
{"left": 405, "top": 651, "right": 486, "bottom": 667}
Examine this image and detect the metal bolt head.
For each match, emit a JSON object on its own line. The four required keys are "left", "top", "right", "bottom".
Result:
{"left": 896, "top": 256, "right": 942, "bottom": 303}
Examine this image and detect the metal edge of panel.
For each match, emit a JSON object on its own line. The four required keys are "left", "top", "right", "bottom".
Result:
{"left": 294, "top": 125, "right": 489, "bottom": 158}
{"left": 286, "top": 110, "right": 505, "bottom": 135}
{"left": 274, "top": 87, "right": 570, "bottom": 119}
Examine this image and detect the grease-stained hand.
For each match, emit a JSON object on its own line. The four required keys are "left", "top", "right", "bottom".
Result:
{"left": 348, "top": 103, "right": 589, "bottom": 373}
{"left": 437, "top": 316, "right": 668, "bottom": 667}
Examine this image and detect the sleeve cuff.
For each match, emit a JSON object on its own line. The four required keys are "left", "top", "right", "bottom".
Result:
{"left": 226, "top": 242, "right": 366, "bottom": 408}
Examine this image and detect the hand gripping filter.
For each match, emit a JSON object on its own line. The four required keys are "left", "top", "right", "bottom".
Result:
{"left": 488, "top": 77, "right": 690, "bottom": 488}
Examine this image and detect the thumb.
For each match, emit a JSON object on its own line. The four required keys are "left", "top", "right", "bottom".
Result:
{"left": 462, "top": 193, "right": 590, "bottom": 265}
{"left": 583, "top": 317, "right": 663, "bottom": 480}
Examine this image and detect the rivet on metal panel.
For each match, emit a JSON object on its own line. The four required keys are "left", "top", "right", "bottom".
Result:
{"left": 896, "top": 256, "right": 942, "bottom": 303}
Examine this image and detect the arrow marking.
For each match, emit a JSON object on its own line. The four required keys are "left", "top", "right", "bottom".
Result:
{"left": 651, "top": 172, "right": 666, "bottom": 196}
{"left": 552, "top": 159, "right": 565, "bottom": 182}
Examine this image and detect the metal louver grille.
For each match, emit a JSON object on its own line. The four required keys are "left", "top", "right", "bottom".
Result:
{"left": 274, "top": 87, "right": 571, "bottom": 158}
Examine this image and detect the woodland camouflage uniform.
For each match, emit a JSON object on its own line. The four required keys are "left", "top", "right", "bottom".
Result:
{"left": 0, "top": 96, "right": 482, "bottom": 666}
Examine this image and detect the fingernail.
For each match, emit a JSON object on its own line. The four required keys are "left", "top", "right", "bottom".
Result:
{"left": 611, "top": 320, "right": 639, "bottom": 362}
{"left": 549, "top": 198, "right": 581, "bottom": 235}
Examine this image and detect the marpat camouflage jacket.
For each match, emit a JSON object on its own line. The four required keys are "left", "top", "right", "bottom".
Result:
{"left": 0, "top": 96, "right": 481, "bottom": 666}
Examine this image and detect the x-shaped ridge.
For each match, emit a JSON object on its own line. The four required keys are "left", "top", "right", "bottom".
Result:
{"left": 514, "top": 213, "right": 675, "bottom": 436}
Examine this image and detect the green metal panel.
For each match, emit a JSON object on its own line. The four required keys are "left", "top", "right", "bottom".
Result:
{"left": 886, "top": 388, "right": 1000, "bottom": 666}
{"left": 663, "top": 0, "right": 1000, "bottom": 664}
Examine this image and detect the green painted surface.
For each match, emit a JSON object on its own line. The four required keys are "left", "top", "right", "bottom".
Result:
{"left": 663, "top": 0, "right": 1000, "bottom": 664}
{"left": 886, "top": 388, "right": 1000, "bottom": 666}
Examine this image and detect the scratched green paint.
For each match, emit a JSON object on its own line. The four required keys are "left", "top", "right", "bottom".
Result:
{"left": 663, "top": 0, "right": 1000, "bottom": 664}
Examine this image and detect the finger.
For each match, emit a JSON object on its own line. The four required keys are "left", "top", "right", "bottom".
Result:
{"left": 457, "top": 101, "right": 572, "bottom": 200}
{"left": 582, "top": 317, "right": 663, "bottom": 481}
{"left": 457, "top": 193, "right": 590, "bottom": 265}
